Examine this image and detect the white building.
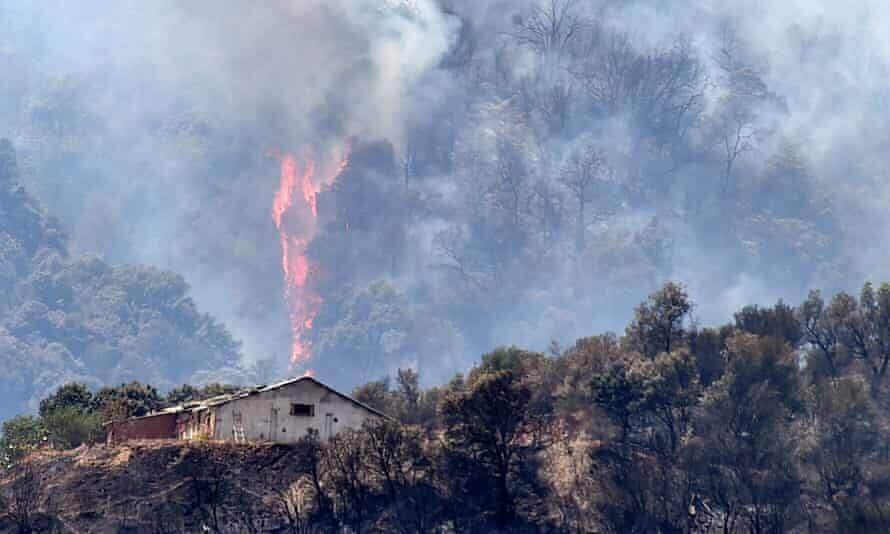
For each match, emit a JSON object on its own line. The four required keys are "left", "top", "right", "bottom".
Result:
{"left": 182, "top": 376, "right": 386, "bottom": 443}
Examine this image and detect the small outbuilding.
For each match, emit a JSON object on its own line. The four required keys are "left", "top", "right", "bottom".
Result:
{"left": 105, "top": 411, "right": 179, "bottom": 446}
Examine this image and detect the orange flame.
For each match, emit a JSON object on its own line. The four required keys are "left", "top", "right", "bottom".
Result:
{"left": 272, "top": 145, "right": 349, "bottom": 368}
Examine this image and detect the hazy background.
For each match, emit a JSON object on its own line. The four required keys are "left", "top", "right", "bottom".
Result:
{"left": 1, "top": 0, "right": 889, "bottom": 397}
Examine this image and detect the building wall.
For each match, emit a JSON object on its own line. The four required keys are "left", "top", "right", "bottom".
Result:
{"left": 106, "top": 413, "right": 178, "bottom": 446}
{"left": 208, "top": 381, "right": 379, "bottom": 443}
{"left": 177, "top": 409, "right": 214, "bottom": 440}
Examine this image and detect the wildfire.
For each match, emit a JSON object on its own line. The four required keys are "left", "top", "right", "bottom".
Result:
{"left": 272, "top": 145, "right": 349, "bottom": 367}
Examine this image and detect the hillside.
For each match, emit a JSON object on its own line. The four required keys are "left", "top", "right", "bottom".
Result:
{"left": 5, "top": 282, "right": 890, "bottom": 532}
{"left": 0, "top": 140, "right": 243, "bottom": 421}
{"left": 0, "top": 440, "right": 302, "bottom": 533}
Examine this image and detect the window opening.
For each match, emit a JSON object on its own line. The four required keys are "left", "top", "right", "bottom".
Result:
{"left": 290, "top": 403, "right": 315, "bottom": 417}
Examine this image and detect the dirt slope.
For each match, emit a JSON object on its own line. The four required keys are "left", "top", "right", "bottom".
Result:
{"left": 0, "top": 440, "right": 304, "bottom": 533}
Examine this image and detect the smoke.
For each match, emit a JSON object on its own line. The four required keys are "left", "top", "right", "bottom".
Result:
{"left": 3, "top": 0, "right": 890, "bottom": 385}
{"left": 1, "top": 0, "right": 458, "bottom": 367}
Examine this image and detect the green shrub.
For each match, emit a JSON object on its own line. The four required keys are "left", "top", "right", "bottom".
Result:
{"left": 39, "top": 383, "right": 94, "bottom": 418}
{"left": 0, "top": 415, "right": 47, "bottom": 467}
{"left": 42, "top": 406, "right": 102, "bottom": 450}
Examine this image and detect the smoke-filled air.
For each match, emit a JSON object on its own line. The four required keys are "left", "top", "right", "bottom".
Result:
{"left": 0, "top": 0, "right": 888, "bottom": 411}
{"left": 10, "top": 0, "right": 890, "bottom": 532}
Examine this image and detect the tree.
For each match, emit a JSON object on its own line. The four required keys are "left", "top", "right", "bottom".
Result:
{"left": 395, "top": 369, "right": 420, "bottom": 410}
{"left": 477, "top": 345, "right": 547, "bottom": 376}
{"left": 511, "top": 0, "right": 586, "bottom": 59}
{"left": 33, "top": 382, "right": 101, "bottom": 451}
{"left": 575, "top": 33, "right": 705, "bottom": 149}
{"left": 394, "top": 369, "right": 422, "bottom": 424}
{"left": 804, "top": 375, "right": 881, "bottom": 529}
{"left": 560, "top": 143, "right": 614, "bottom": 252}
{"left": 92, "top": 382, "right": 161, "bottom": 421}
{"left": 734, "top": 300, "right": 802, "bottom": 347}
{"left": 162, "top": 384, "right": 201, "bottom": 406}
{"left": 694, "top": 332, "right": 804, "bottom": 533}
{"left": 552, "top": 333, "right": 620, "bottom": 409}
{"left": 38, "top": 383, "right": 93, "bottom": 418}
{"left": 351, "top": 378, "right": 392, "bottom": 415}
{"left": 441, "top": 369, "right": 549, "bottom": 529}
{"left": 589, "top": 438, "right": 690, "bottom": 533}
{"left": 797, "top": 284, "right": 890, "bottom": 387}
{"left": 322, "top": 429, "right": 376, "bottom": 532}
{"left": 713, "top": 22, "right": 756, "bottom": 191}
{"left": 798, "top": 290, "right": 844, "bottom": 378}
{"left": 0, "top": 417, "right": 46, "bottom": 467}
{"left": 179, "top": 445, "right": 231, "bottom": 533}
{"left": 489, "top": 137, "right": 533, "bottom": 238}
{"left": 634, "top": 349, "right": 700, "bottom": 457}
{"left": 588, "top": 348, "right": 701, "bottom": 532}
{"left": 290, "top": 428, "right": 332, "bottom": 524}
{"left": 840, "top": 283, "right": 890, "bottom": 387}
{"left": 362, "top": 419, "right": 441, "bottom": 533}
{"left": 688, "top": 325, "right": 732, "bottom": 386}
{"left": 590, "top": 359, "right": 645, "bottom": 443}
{"left": 42, "top": 406, "right": 101, "bottom": 450}
{"left": 164, "top": 383, "right": 239, "bottom": 407}
{"left": 714, "top": 95, "right": 758, "bottom": 194}
{"left": 314, "top": 280, "right": 432, "bottom": 387}
{"left": 624, "top": 282, "right": 692, "bottom": 358}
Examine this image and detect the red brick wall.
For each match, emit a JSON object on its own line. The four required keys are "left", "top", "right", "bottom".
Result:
{"left": 106, "top": 413, "right": 178, "bottom": 446}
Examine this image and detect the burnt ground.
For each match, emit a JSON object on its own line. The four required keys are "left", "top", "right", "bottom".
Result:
{"left": 0, "top": 440, "right": 306, "bottom": 533}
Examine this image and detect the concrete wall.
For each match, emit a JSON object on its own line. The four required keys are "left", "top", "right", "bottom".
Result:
{"left": 209, "top": 380, "right": 379, "bottom": 443}
{"left": 106, "top": 413, "right": 178, "bottom": 446}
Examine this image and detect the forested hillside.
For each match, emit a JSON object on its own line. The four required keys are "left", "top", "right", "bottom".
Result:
{"left": 5, "top": 282, "right": 890, "bottom": 532}
{"left": 0, "top": 140, "right": 242, "bottom": 420}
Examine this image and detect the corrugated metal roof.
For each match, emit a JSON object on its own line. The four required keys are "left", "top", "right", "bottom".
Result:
{"left": 124, "top": 375, "right": 388, "bottom": 422}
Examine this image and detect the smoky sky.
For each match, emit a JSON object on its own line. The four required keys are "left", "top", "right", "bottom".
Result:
{"left": 2, "top": 0, "right": 890, "bottom": 382}
{"left": 1, "top": 0, "right": 458, "bottom": 366}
